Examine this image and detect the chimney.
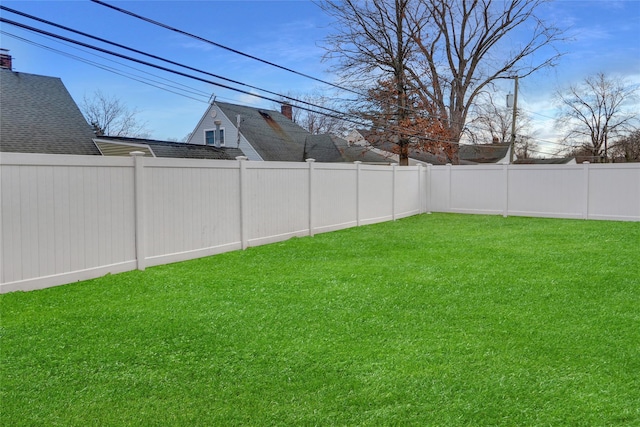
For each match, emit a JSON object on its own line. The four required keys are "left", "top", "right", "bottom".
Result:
{"left": 281, "top": 103, "right": 293, "bottom": 120}
{"left": 0, "top": 49, "right": 12, "bottom": 70}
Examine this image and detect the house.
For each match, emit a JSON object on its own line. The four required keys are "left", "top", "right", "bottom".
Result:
{"left": 187, "top": 101, "right": 392, "bottom": 163}
{"left": 348, "top": 129, "right": 518, "bottom": 165}
{"left": 0, "top": 56, "right": 240, "bottom": 160}
{"left": 304, "top": 134, "right": 395, "bottom": 164}
{"left": 513, "top": 157, "right": 576, "bottom": 165}
{"left": 459, "top": 143, "right": 511, "bottom": 164}
{"left": 1, "top": 65, "right": 101, "bottom": 156}
{"left": 93, "top": 136, "right": 244, "bottom": 159}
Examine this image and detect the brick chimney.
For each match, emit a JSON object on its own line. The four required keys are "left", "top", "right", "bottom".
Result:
{"left": 0, "top": 49, "right": 12, "bottom": 70}
{"left": 281, "top": 103, "right": 293, "bottom": 120}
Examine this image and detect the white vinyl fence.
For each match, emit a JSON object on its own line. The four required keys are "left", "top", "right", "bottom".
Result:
{"left": 425, "top": 163, "right": 640, "bottom": 221}
{"left": 0, "top": 153, "right": 425, "bottom": 293}
{"left": 2, "top": 154, "right": 638, "bottom": 293}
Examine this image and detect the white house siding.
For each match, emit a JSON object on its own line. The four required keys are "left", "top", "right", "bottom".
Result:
{"left": 187, "top": 104, "right": 263, "bottom": 161}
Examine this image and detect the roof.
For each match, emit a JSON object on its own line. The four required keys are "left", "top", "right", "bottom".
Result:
{"left": 304, "top": 134, "right": 393, "bottom": 164}
{"left": 216, "top": 101, "right": 309, "bottom": 161}
{"left": 95, "top": 136, "right": 243, "bottom": 160}
{"left": 0, "top": 69, "right": 101, "bottom": 155}
{"left": 459, "top": 143, "right": 511, "bottom": 164}
{"left": 513, "top": 157, "right": 575, "bottom": 165}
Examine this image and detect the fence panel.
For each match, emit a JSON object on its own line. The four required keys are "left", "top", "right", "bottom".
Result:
{"left": 394, "top": 166, "right": 423, "bottom": 218}
{"left": 0, "top": 154, "right": 137, "bottom": 291}
{"left": 508, "top": 165, "right": 584, "bottom": 218}
{"left": 143, "top": 158, "right": 242, "bottom": 267}
{"left": 587, "top": 164, "right": 640, "bottom": 220}
{"left": 244, "top": 162, "right": 311, "bottom": 246}
{"left": 313, "top": 163, "right": 358, "bottom": 233}
{"left": 358, "top": 165, "right": 394, "bottom": 225}
{"left": 450, "top": 165, "right": 505, "bottom": 215}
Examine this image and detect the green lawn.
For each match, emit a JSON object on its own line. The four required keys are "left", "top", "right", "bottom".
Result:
{"left": 1, "top": 213, "right": 639, "bottom": 426}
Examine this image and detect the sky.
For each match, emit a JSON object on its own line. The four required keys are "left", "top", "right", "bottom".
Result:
{"left": 1, "top": 0, "right": 639, "bottom": 156}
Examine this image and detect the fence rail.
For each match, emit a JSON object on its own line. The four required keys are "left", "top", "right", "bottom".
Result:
{"left": 2, "top": 154, "right": 638, "bottom": 293}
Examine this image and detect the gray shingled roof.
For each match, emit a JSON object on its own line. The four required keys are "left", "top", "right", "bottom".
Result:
{"left": 304, "top": 134, "right": 393, "bottom": 163}
{"left": 459, "top": 143, "right": 510, "bottom": 163}
{"left": 216, "top": 101, "right": 309, "bottom": 161}
{"left": 96, "top": 136, "right": 243, "bottom": 160}
{"left": 0, "top": 69, "right": 101, "bottom": 155}
{"left": 513, "top": 157, "right": 574, "bottom": 165}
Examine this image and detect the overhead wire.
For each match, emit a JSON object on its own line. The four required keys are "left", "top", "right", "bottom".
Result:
{"left": 0, "top": 5, "right": 358, "bottom": 121}
{"left": 89, "top": 0, "right": 468, "bottom": 126}
{"left": 0, "top": 16, "right": 369, "bottom": 125}
{"left": 2, "top": 3, "right": 477, "bottom": 145}
{"left": 1, "top": 12, "right": 468, "bottom": 147}
{"left": 1, "top": 31, "right": 213, "bottom": 104}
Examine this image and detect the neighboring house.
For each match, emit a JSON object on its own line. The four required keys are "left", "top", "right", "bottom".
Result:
{"left": 513, "top": 157, "right": 576, "bottom": 165}
{"left": 0, "top": 66, "right": 101, "bottom": 156}
{"left": 0, "top": 57, "right": 240, "bottom": 160}
{"left": 346, "top": 129, "right": 450, "bottom": 165}
{"left": 304, "top": 134, "right": 394, "bottom": 164}
{"left": 94, "top": 136, "right": 243, "bottom": 160}
{"left": 459, "top": 143, "right": 512, "bottom": 164}
{"left": 350, "top": 129, "right": 517, "bottom": 165}
{"left": 187, "top": 101, "right": 392, "bottom": 163}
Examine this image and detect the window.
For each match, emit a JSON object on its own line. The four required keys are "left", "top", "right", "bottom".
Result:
{"left": 205, "top": 129, "right": 225, "bottom": 146}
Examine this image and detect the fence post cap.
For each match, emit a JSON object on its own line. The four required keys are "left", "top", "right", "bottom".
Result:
{"left": 236, "top": 156, "right": 248, "bottom": 161}
{"left": 582, "top": 161, "right": 590, "bottom": 164}
{"left": 129, "top": 151, "right": 146, "bottom": 157}
{"left": 305, "top": 158, "right": 316, "bottom": 163}
{"left": 353, "top": 161, "right": 362, "bottom": 164}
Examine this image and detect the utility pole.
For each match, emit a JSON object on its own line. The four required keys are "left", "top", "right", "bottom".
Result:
{"left": 509, "top": 76, "right": 519, "bottom": 163}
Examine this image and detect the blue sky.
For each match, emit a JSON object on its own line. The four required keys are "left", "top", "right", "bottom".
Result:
{"left": 1, "top": 0, "right": 639, "bottom": 155}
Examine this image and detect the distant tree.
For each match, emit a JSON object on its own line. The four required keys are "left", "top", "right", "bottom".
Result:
{"left": 320, "top": 0, "right": 565, "bottom": 164}
{"left": 81, "top": 90, "right": 151, "bottom": 138}
{"left": 555, "top": 73, "right": 638, "bottom": 162}
{"left": 362, "top": 77, "right": 455, "bottom": 159}
{"left": 275, "top": 92, "right": 348, "bottom": 136}
{"left": 466, "top": 92, "right": 536, "bottom": 158}
{"left": 610, "top": 129, "right": 640, "bottom": 162}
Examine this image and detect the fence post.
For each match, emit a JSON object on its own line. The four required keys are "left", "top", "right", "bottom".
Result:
{"left": 582, "top": 161, "right": 590, "bottom": 219}
{"left": 417, "top": 164, "right": 423, "bottom": 214}
{"left": 237, "top": 156, "right": 249, "bottom": 249}
{"left": 503, "top": 164, "right": 509, "bottom": 218}
{"left": 426, "top": 164, "right": 432, "bottom": 214}
{"left": 392, "top": 163, "right": 398, "bottom": 220}
{"left": 446, "top": 163, "right": 452, "bottom": 212}
{"left": 130, "top": 151, "right": 146, "bottom": 271}
{"left": 354, "top": 161, "right": 362, "bottom": 226}
{"left": 306, "top": 158, "right": 316, "bottom": 236}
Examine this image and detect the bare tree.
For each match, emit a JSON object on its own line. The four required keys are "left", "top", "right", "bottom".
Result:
{"left": 320, "top": 0, "right": 564, "bottom": 164}
{"left": 320, "top": 0, "right": 421, "bottom": 165}
{"left": 610, "top": 129, "right": 640, "bottom": 163}
{"left": 81, "top": 90, "right": 150, "bottom": 138}
{"left": 555, "top": 73, "right": 639, "bottom": 162}
{"left": 279, "top": 92, "right": 348, "bottom": 136}
{"left": 466, "top": 92, "right": 536, "bottom": 158}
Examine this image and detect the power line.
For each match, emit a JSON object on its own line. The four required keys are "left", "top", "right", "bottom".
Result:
{"left": 89, "top": 0, "right": 466, "bottom": 126}
{"left": 1, "top": 30, "right": 212, "bottom": 103}
{"left": 1, "top": 10, "right": 466, "bottom": 148}
{"left": 0, "top": 5, "right": 355, "bottom": 121}
{"left": 0, "top": 15, "right": 372, "bottom": 124}
{"left": 90, "top": 0, "right": 359, "bottom": 97}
